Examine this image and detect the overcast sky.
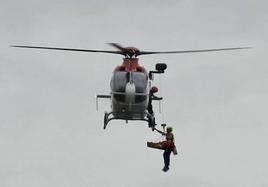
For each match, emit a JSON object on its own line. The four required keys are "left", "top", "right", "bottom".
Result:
{"left": 0, "top": 0, "right": 268, "bottom": 187}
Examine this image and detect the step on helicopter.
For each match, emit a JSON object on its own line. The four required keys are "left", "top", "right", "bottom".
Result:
{"left": 12, "top": 43, "right": 249, "bottom": 130}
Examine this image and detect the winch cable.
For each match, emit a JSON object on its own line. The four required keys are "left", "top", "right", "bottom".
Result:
{"left": 151, "top": 75, "right": 166, "bottom": 142}
{"left": 159, "top": 75, "right": 166, "bottom": 125}
{"left": 153, "top": 124, "right": 166, "bottom": 142}
{"left": 154, "top": 134, "right": 164, "bottom": 142}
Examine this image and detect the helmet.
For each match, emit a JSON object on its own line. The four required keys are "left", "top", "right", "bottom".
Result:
{"left": 150, "top": 86, "right": 158, "bottom": 93}
{"left": 166, "top": 126, "right": 173, "bottom": 132}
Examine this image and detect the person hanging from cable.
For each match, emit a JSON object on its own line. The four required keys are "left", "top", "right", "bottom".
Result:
{"left": 147, "top": 124, "right": 177, "bottom": 172}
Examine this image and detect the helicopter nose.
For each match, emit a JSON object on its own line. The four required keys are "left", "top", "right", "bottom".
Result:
{"left": 125, "top": 82, "right": 136, "bottom": 104}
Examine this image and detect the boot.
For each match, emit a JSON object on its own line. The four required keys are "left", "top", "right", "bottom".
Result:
{"left": 162, "top": 166, "right": 169, "bottom": 172}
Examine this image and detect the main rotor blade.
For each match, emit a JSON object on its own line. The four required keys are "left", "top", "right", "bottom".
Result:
{"left": 11, "top": 45, "right": 124, "bottom": 55}
{"left": 107, "top": 43, "right": 125, "bottom": 51}
{"left": 137, "top": 47, "right": 250, "bottom": 56}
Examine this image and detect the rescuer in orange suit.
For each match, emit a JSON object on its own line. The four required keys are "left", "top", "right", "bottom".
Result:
{"left": 153, "top": 126, "right": 175, "bottom": 172}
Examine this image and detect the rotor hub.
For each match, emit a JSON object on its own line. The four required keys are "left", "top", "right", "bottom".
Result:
{"left": 122, "top": 47, "right": 140, "bottom": 58}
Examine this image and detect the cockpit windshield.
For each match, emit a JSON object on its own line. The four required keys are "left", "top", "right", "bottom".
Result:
{"left": 132, "top": 72, "right": 148, "bottom": 93}
{"left": 111, "top": 71, "right": 148, "bottom": 103}
{"left": 111, "top": 71, "right": 148, "bottom": 93}
{"left": 111, "top": 71, "right": 128, "bottom": 92}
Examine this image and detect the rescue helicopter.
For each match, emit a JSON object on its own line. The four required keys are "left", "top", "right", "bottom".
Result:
{"left": 12, "top": 43, "right": 249, "bottom": 130}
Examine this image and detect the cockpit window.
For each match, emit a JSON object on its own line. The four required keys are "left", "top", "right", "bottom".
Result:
{"left": 132, "top": 72, "right": 148, "bottom": 93}
{"left": 135, "top": 95, "right": 147, "bottom": 103}
{"left": 111, "top": 71, "right": 128, "bottom": 92}
{"left": 111, "top": 71, "right": 148, "bottom": 103}
{"left": 114, "top": 93, "right": 125, "bottom": 102}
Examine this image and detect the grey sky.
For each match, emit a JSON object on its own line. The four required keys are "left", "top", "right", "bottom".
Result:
{"left": 0, "top": 0, "right": 268, "bottom": 187}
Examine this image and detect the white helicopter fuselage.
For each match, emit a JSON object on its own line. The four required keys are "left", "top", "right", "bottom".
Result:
{"left": 97, "top": 58, "right": 166, "bottom": 129}
{"left": 110, "top": 70, "right": 150, "bottom": 120}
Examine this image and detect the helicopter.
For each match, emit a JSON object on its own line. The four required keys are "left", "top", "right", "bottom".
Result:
{"left": 12, "top": 43, "right": 249, "bottom": 130}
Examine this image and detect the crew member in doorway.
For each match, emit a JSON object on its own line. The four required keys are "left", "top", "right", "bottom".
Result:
{"left": 148, "top": 86, "right": 159, "bottom": 116}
